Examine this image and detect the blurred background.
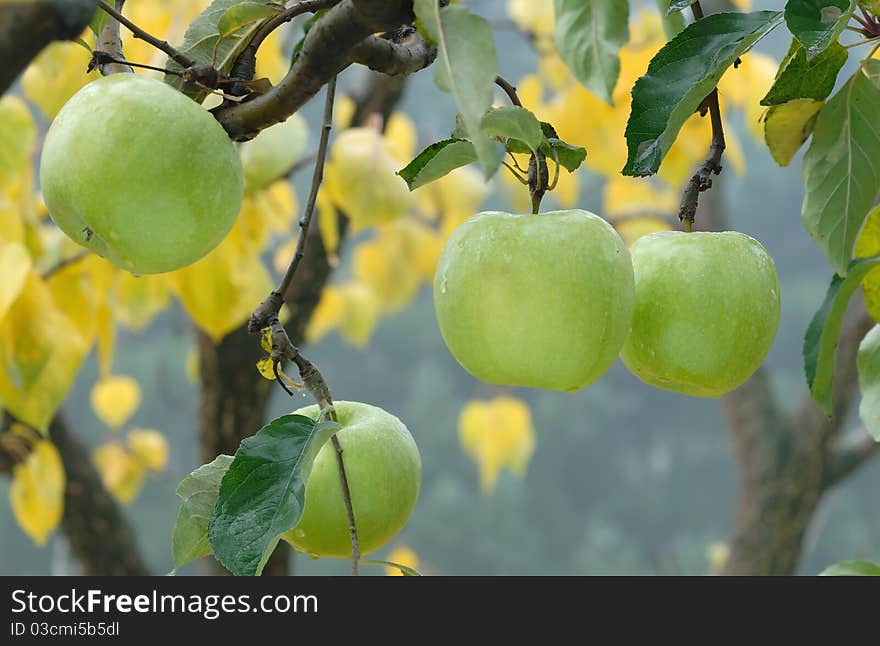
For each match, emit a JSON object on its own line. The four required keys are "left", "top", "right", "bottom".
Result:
{"left": 1, "top": 0, "right": 878, "bottom": 576}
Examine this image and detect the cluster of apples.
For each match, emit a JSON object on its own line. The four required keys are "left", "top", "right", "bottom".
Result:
{"left": 433, "top": 210, "right": 780, "bottom": 397}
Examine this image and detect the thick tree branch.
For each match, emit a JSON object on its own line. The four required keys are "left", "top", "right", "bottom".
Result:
{"left": 215, "top": 0, "right": 422, "bottom": 140}
{"left": 351, "top": 33, "right": 436, "bottom": 76}
{"left": 0, "top": 0, "right": 97, "bottom": 95}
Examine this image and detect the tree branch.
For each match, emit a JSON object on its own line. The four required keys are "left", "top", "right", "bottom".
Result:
{"left": 0, "top": 0, "right": 97, "bottom": 96}
{"left": 215, "top": 0, "right": 424, "bottom": 140}
{"left": 351, "top": 32, "right": 436, "bottom": 76}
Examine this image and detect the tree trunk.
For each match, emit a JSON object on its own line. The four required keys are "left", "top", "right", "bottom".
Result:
{"left": 50, "top": 415, "right": 150, "bottom": 576}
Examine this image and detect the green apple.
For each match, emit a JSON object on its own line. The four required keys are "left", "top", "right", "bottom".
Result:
{"left": 282, "top": 401, "right": 421, "bottom": 558}
{"left": 433, "top": 210, "right": 635, "bottom": 392}
{"left": 238, "top": 114, "right": 309, "bottom": 194}
{"left": 39, "top": 74, "right": 243, "bottom": 275}
{"left": 620, "top": 231, "right": 780, "bottom": 397}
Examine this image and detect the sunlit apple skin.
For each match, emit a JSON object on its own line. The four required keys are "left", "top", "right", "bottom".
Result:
{"left": 620, "top": 231, "right": 780, "bottom": 397}
{"left": 39, "top": 74, "right": 243, "bottom": 274}
{"left": 433, "top": 210, "right": 635, "bottom": 392}
{"left": 282, "top": 401, "right": 421, "bottom": 558}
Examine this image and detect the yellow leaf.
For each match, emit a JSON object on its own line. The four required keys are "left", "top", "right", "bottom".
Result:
{"left": 731, "top": 0, "right": 751, "bottom": 10}
{"left": 539, "top": 55, "right": 572, "bottom": 92}
{"left": 127, "top": 428, "right": 169, "bottom": 472}
{"left": 458, "top": 396, "right": 536, "bottom": 493}
{"left": 323, "top": 127, "right": 414, "bottom": 229}
{"left": 0, "top": 96, "right": 36, "bottom": 187}
{"left": 22, "top": 40, "right": 99, "bottom": 120}
{"left": 385, "top": 545, "right": 421, "bottom": 576}
{"left": 338, "top": 282, "right": 381, "bottom": 347}
{"left": 256, "top": 356, "right": 276, "bottom": 380}
{"left": 306, "top": 285, "right": 345, "bottom": 344}
{"left": 168, "top": 234, "right": 274, "bottom": 343}
{"left": 92, "top": 443, "right": 145, "bottom": 504}
{"left": 0, "top": 273, "right": 88, "bottom": 431}
{"left": 45, "top": 255, "right": 109, "bottom": 349}
{"left": 91, "top": 375, "right": 142, "bottom": 430}
{"left": 0, "top": 241, "right": 31, "bottom": 322}
{"left": 854, "top": 206, "right": 880, "bottom": 323}
{"left": 10, "top": 440, "right": 64, "bottom": 546}
{"left": 763, "top": 99, "right": 823, "bottom": 167}
{"left": 0, "top": 183, "right": 26, "bottom": 244}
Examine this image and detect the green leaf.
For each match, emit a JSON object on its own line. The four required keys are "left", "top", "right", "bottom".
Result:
{"left": 481, "top": 106, "right": 546, "bottom": 153}
{"left": 819, "top": 560, "right": 880, "bottom": 575}
{"left": 171, "top": 454, "right": 233, "bottom": 569}
{"left": 784, "top": 0, "right": 854, "bottom": 59}
{"left": 761, "top": 40, "right": 847, "bottom": 106}
{"left": 623, "top": 11, "right": 783, "bottom": 177}
{"left": 164, "top": 0, "right": 278, "bottom": 101}
{"left": 665, "top": 1, "right": 695, "bottom": 13}
{"left": 359, "top": 559, "right": 423, "bottom": 576}
{"left": 217, "top": 2, "right": 279, "bottom": 38}
{"left": 553, "top": 0, "right": 629, "bottom": 104}
{"left": 804, "top": 255, "right": 880, "bottom": 414}
{"left": 398, "top": 139, "right": 478, "bottom": 191}
{"left": 208, "top": 414, "right": 339, "bottom": 576}
{"left": 546, "top": 139, "right": 587, "bottom": 172}
{"left": 857, "top": 324, "right": 880, "bottom": 441}
{"left": 801, "top": 63, "right": 880, "bottom": 276}
{"left": 414, "top": 0, "right": 503, "bottom": 178}
{"left": 763, "top": 98, "right": 823, "bottom": 166}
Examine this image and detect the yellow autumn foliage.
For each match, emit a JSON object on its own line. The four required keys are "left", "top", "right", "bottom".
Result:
{"left": 92, "top": 443, "right": 146, "bottom": 504}
{"left": 127, "top": 429, "right": 169, "bottom": 472}
{"left": 10, "top": 439, "right": 65, "bottom": 546}
{"left": 91, "top": 375, "right": 142, "bottom": 430}
{"left": 458, "top": 396, "right": 536, "bottom": 493}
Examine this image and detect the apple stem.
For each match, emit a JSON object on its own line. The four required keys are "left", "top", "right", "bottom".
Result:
{"left": 676, "top": 2, "right": 725, "bottom": 231}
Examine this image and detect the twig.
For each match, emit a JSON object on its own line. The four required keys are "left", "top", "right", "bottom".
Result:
{"left": 246, "top": 76, "right": 361, "bottom": 575}
{"left": 331, "top": 435, "right": 360, "bottom": 575}
{"left": 95, "top": 0, "right": 196, "bottom": 69}
{"left": 678, "top": 88, "right": 725, "bottom": 231}
{"left": 279, "top": 76, "right": 336, "bottom": 299}
{"left": 676, "top": 1, "right": 724, "bottom": 231}
{"left": 495, "top": 75, "right": 523, "bottom": 106}
{"left": 96, "top": 0, "right": 132, "bottom": 74}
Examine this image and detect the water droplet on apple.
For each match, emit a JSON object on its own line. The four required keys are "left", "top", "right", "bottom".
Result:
{"left": 439, "top": 278, "right": 447, "bottom": 294}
